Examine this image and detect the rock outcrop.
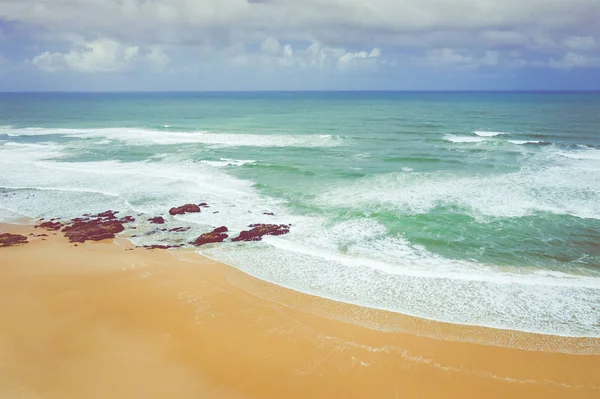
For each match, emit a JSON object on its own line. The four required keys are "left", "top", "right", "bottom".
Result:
{"left": 0, "top": 233, "right": 28, "bottom": 247}
{"left": 169, "top": 204, "right": 201, "bottom": 215}
{"left": 142, "top": 244, "right": 184, "bottom": 250}
{"left": 35, "top": 221, "right": 63, "bottom": 231}
{"left": 232, "top": 224, "right": 290, "bottom": 242}
{"left": 169, "top": 227, "right": 191, "bottom": 232}
{"left": 191, "top": 226, "right": 228, "bottom": 246}
{"left": 62, "top": 220, "right": 125, "bottom": 243}
{"left": 148, "top": 216, "right": 166, "bottom": 224}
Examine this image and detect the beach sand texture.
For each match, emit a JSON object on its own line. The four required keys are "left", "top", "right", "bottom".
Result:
{"left": 0, "top": 224, "right": 599, "bottom": 399}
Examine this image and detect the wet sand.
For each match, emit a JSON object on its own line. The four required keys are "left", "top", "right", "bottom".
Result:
{"left": 0, "top": 223, "right": 599, "bottom": 398}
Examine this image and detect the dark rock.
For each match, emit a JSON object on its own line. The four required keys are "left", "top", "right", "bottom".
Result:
{"left": 213, "top": 226, "right": 228, "bottom": 233}
{"left": 118, "top": 216, "right": 135, "bottom": 223}
{"left": 263, "top": 212, "right": 275, "bottom": 216}
{"left": 70, "top": 217, "right": 90, "bottom": 223}
{"left": 0, "top": 233, "right": 28, "bottom": 247}
{"left": 62, "top": 219, "right": 125, "bottom": 243}
{"left": 148, "top": 216, "right": 165, "bottom": 224}
{"left": 92, "top": 210, "right": 119, "bottom": 220}
{"left": 36, "top": 234, "right": 49, "bottom": 237}
{"left": 232, "top": 224, "right": 290, "bottom": 242}
{"left": 141, "top": 244, "right": 183, "bottom": 250}
{"left": 169, "top": 204, "right": 201, "bottom": 215}
{"left": 35, "top": 221, "right": 63, "bottom": 231}
{"left": 169, "top": 227, "right": 191, "bottom": 232}
{"left": 191, "top": 226, "right": 228, "bottom": 246}
{"left": 199, "top": 203, "right": 209, "bottom": 208}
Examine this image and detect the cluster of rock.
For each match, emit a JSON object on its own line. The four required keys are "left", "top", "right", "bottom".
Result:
{"left": 1, "top": 203, "right": 290, "bottom": 251}
{"left": 0, "top": 233, "right": 28, "bottom": 247}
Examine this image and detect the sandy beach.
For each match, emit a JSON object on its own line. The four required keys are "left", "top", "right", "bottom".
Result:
{"left": 0, "top": 223, "right": 599, "bottom": 399}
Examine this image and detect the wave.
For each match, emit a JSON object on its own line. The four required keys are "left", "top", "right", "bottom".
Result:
{"left": 316, "top": 146, "right": 600, "bottom": 220}
{"left": 509, "top": 140, "right": 552, "bottom": 146}
{"left": 0, "top": 126, "right": 343, "bottom": 148}
{"left": 473, "top": 131, "right": 509, "bottom": 137}
{"left": 201, "top": 158, "right": 257, "bottom": 167}
{"left": 443, "top": 135, "right": 487, "bottom": 143}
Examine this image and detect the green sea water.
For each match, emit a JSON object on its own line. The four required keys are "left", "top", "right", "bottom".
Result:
{"left": 1, "top": 92, "right": 599, "bottom": 337}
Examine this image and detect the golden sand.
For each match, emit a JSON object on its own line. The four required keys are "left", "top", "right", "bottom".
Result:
{"left": 0, "top": 223, "right": 599, "bottom": 398}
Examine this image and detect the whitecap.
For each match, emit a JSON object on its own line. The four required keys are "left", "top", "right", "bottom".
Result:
{"left": 0, "top": 127, "right": 343, "bottom": 148}
{"left": 444, "top": 135, "right": 487, "bottom": 143}
{"left": 474, "top": 131, "right": 509, "bottom": 137}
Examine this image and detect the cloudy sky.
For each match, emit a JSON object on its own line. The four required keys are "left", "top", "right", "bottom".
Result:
{"left": 1, "top": 0, "right": 599, "bottom": 91}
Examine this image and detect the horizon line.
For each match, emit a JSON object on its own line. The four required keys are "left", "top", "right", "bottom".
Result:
{"left": 1, "top": 89, "right": 600, "bottom": 94}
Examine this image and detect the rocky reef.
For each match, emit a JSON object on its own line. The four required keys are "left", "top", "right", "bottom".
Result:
{"left": 63, "top": 219, "right": 125, "bottom": 243}
{"left": 2, "top": 202, "right": 292, "bottom": 250}
{"left": 169, "top": 204, "right": 201, "bottom": 215}
{"left": 191, "top": 226, "right": 228, "bottom": 246}
{"left": 232, "top": 224, "right": 290, "bottom": 242}
{"left": 0, "top": 233, "right": 28, "bottom": 247}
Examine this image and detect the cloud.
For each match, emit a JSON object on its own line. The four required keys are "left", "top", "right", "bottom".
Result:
{"left": 1, "top": 0, "right": 600, "bottom": 89}
{"left": 31, "top": 39, "right": 139, "bottom": 72}
{"left": 3, "top": 0, "right": 599, "bottom": 48}
{"left": 29, "top": 39, "right": 174, "bottom": 73}
{"left": 412, "top": 48, "right": 501, "bottom": 69}
{"left": 563, "top": 36, "right": 596, "bottom": 51}
{"left": 550, "top": 52, "right": 600, "bottom": 68}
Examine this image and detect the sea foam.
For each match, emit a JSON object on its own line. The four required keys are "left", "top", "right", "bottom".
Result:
{"left": 474, "top": 131, "right": 509, "bottom": 137}
{"left": 0, "top": 127, "right": 342, "bottom": 148}
{"left": 443, "top": 135, "right": 487, "bottom": 143}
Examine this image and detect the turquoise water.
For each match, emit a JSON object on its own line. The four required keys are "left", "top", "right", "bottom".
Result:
{"left": 1, "top": 92, "right": 599, "bottom": 337}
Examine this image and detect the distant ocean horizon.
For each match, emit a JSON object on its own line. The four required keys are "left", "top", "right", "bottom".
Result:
{"left": 1, "top": 91, "right": 599, "bottom": 338}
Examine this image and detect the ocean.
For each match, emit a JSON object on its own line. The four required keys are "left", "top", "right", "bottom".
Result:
{"left": 1, "top": 91, "right": 599, "bottom": 338}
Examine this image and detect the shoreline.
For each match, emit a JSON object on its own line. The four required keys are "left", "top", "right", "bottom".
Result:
{"left": 2, "top": 220, "right": 598, "bottom": 354}
{"left": 1, "top": 222, "right": 599, "bottom": 398}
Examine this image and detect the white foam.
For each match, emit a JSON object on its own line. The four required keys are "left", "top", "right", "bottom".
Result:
{"left": 444, "top": 135, "right": 487, "bottom": 143}
{"left": 474, "top": 131, "right": 509, "bottom": 137}
{"left": 401, "top": 167, "right": 414, "bottom": 172}
{"left": 202, "top": 218, "right": 600, "bottom": 338}
{"left": 509, "top": 140, "right": 542, "bottom": 145}
{"left": 201, "top": 158, "right": 256, "bottom": 167}
{"left": 0, "top": 127, "right": 342, "bottom": 148}
{"left": 316, "top": 147, "right": 600, "bottom": 220}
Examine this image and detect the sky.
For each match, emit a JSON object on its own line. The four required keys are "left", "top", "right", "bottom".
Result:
{"left": 0, "top": 0, "right": 599, "bottom": 91}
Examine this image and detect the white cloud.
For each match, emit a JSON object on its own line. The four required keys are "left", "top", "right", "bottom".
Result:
{"left": 414, "top": 49, "right": 475, "bottom": 68}
{"left": 242, "top": 39, "right": 383, "bottom": 70}
{"left": 4, "top": 0, "right": 600, "bottom": 77}
{"left": 550, "top": 52, "right": 600, "bottom": 68}
{"left": 3, "top": 0, "right": 599, "bottom": 49}
{"left": 564, "top": 36, "right": 596, "bottom": 51}
{"left": 31, "top": 39, "right": 140, "bottom": 72}
{"left": 145, "top": 47, "right": 171, "bottom": 71}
